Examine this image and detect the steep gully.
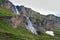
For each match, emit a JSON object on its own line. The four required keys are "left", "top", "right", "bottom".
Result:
{"left": 15, "top": 6, "right": 37, "bottom": 34}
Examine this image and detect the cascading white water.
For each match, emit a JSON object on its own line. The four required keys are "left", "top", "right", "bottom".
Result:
{"left": 25, "top": 17, "right": 37, "bottom": 34}
{"left": 15, "top": 6, "right": 20, "bottom": 14}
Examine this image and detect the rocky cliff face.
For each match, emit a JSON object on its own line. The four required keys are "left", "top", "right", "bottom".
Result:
{"left": 46, "top": 14, "right": 60, "bottom": 28}
{"left": 0, "top": 0, "right": 60, "bottom": 35}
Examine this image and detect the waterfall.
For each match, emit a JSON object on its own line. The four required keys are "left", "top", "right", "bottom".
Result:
{"left": 25, "top": 17, "right": 37, "bottom": 34}
{"left": 15, "top": 6, "right": 20, "bottom": 14}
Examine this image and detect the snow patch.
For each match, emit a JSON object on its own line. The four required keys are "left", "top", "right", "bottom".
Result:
{"left": 46, "top": 31, "right": 54, "bottom": 36}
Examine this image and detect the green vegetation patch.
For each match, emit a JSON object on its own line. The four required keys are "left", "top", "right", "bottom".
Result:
{"left": 0, "top": 7, "right": 16, "bottom": 16}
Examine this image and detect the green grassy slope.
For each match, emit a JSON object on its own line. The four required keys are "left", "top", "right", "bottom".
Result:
{"left": 0, "top": 7, "right": 15, "bottom": 16}
{"left": 0, "top": 7, "right": 60, "bottom": 40}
